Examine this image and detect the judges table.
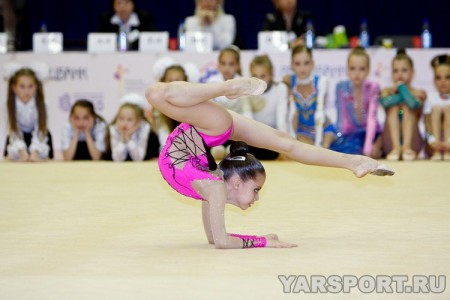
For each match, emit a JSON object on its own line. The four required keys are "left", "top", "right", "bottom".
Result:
{"left": 0, "top": 49, "right": 447, "bottom": 159}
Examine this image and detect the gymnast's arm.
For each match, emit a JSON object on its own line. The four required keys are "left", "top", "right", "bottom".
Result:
{"left": 201, "top": 201, "right": 214, "bottom": 244}
{"left": 193, "top": 179, "right": 243, "bottom": 249}
{"left": 194, "top": 179, "right": 297, "bottom": 249}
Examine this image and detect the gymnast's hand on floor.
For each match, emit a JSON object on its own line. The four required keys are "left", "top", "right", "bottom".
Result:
{"left": 265, "top": 234, "right": 297, "bottom": 248}
{"left": 263, "top": 233, "right": 279, "bottom": 240}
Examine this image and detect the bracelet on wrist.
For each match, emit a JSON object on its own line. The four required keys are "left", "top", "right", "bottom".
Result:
{"left": 230, "top": 233, "right": 267, "bottom": 248}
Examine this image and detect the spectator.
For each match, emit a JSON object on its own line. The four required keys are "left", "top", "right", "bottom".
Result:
{"left": 97, "top": 0, "right": 155, "bottom": 50}
{"left": 283, "top": 45, "right": 336, "bottom": 148}
{"left": 108, "top": 100, "right": 160, "bottom": 161}
{"left": 380, "top": 49, "right": 426, "bottom": 161}
{"left": 151, "top": 57, "right": 200, "bottom": 150}
{"left": 0, "top": 0, "right": 31, "bottom": 50}
{"left": 4, "top": 63, "right": 53, "bottom": 161}
{"left": 246, "top": 55, "right": 291, "bottom": 159}
{"left": 262, "top": 0, "right": 313, "bottom": 48}
{"left": 61, "top": 100, "right": 108, "bottom": 161}
{"left": 206, "top": 46, "right": 251, "bottom": 159}
{"left": 184, "top": 0, "right": 236, "bottom": 50}
{"left": 156, "top": 65, "right": 189, "bottom": 149}
{"left": 206, "top": 46, "right": 252, "bottom": 118}
{"left": 330, "top": 47, "right": 382, "bottom": 157}
{"left": 424, "top": 54, "right": 450, "bottom": 160}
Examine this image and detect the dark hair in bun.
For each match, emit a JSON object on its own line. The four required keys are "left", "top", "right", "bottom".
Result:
{"left": 229, "top": 141, "right": 250, "bottom": 157}
{"left": 396, "top": 48, "right": 407, "bottom": 55}
{"left": 393, "top": 48, "right": 414, "bottom": 68}
{"left": 219, "top": 141, "right": 265, "bottom": 182}
{"left": 430, "top": 54, "right": 450, "bottom": 68}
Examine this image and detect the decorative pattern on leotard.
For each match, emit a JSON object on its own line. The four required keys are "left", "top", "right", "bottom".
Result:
{"left": 158, "top": 123, "right": 231, "bottom": 200}
{"left": 290, "top": 74, "right": 336, "bottom": 140}
{"left": 167, "top": 125, "right": 212, "bottom": 172}
{"left": 330, "top": 80, "right": 381, "bottom": 154}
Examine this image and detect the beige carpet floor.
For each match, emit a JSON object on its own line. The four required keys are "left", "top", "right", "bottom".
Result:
{"left": 0, "top": 161, "right": 449, "bottom": 300}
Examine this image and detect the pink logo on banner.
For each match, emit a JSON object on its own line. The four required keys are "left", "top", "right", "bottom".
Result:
{"left": 114, "top": 64, "right": 127, "bottom": 95}
{"left": 114, "top": 64, "right": 125, "bottom": 80}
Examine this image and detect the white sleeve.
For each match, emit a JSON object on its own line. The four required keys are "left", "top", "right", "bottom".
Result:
{"left": 185, "top": 15, "right": 236, "bottom": 50}
{"left": 93, "top": 120, "right": 107, "bottom": 152}
{"left": 214, "top": 14, "right": 236, "bottom": 50}
{"left": 184, "top": 16, "right": 200, "bottom": 31}
{"left": 423, "top": 93, "right": 436, "bottom": 115}
{"left": 127, "top": 122, "right": 150, "bottom": 161}
{"left": 28, "top": 130, "right": 50, "bottom": 159}
{"left": 6, "top": 132, "right": 26, "bottom": 160}
{"left": 110, "top": 125, "right": 127, "bottom": 161}
{"left": 61, "top": 122, "right": 72, "bottom": 151}
{"left": 275, "top": 84, "right": 290, "bottom": 133}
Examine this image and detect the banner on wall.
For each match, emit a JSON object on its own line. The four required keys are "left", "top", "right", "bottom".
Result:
{"left": 0, "top": 49, "right": 447, "bottom": 160}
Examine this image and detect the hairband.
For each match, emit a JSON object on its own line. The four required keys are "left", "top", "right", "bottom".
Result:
{"left": 152, "top": 56, "right": 200, "bottom": 83}
{"left": 223, "top": 44, "right": 241, "bottom": 53}
{"left": 120, "top": 92, "right": 148, "bottom": 109}
{"left": 3, "top": 61, "right": 50, "bottom": 81}
{"left": 225, "top": 156, "right": 246, "bottom": 161}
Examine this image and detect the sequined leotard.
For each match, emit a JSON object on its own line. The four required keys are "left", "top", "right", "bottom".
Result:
{"left": 290, "top": 74, "right": 336, "bottom": 140}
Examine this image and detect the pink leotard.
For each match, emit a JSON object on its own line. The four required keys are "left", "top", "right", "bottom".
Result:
{"left": 158, "top": 122, "right": 233, "bottom": 200}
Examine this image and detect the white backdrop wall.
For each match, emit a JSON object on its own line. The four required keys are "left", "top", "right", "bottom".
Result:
{"left": 1, "top": 49, "right": 448, "bottom": 160}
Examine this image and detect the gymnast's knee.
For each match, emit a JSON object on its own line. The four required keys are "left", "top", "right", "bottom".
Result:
{"left": 145, "top": 82, "right": 168, "bottom": 106}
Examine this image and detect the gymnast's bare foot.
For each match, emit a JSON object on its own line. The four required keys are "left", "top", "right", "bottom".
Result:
{"left": 225, "top": 77, "right": 267, "bottom": 100}
{"left": 352, "top": 155, "right": 395, "bottom": 178}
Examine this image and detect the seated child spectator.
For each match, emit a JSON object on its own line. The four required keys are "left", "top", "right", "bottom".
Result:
{"left": 108, "top": 95, "right": 160, "bottom": 161}
{"left": 330, "top": 47, "right": 382, "bottom": 157}
{"left": 4, "top": 63, "right": 53, "bottom": 161}
{"left": 424, "top": 54, "right": 450, "bottom": 160}
{"left": 61, "top": 99, "right": 108, "bottom": 160}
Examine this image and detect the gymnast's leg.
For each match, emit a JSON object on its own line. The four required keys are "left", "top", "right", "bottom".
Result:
{"left": 145, "top": 78, "right": 266, "bottom": 137}
{"left": 146, "top": 78, "right": 393, "bottom": 177}
{"left": 229, "top": 111, "right": 393, "bottom": 177}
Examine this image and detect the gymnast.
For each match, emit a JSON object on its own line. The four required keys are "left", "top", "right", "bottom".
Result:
{"left": 145, "top": 77, "right": 394, "bottom": 249}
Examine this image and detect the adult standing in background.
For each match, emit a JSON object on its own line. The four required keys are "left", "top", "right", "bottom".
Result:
{"left": 261, "top": 0, "right": 312, "bottom": 48}
{"left": 184, "top": 0, "right": 236, "bottom": 50}
{"left": 0, "top": 0, "right": 30, "bottom": 50}
{"left": 97, "top": 0, "right": 155, "bottom": 50}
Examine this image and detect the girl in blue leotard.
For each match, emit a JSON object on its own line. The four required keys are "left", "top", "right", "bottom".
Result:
{"left": 283, "top": 45, "right": 336, "bottom": 148}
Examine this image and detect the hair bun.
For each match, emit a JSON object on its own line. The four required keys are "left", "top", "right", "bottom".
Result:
{"left": 229, "top": 141, "right": 250, "bottom": 157}
{"left": 396, "top": 48, "right": 407, "bottom": 55}
{"left": 431, "top": 54, "right": 450, "bottom": 68}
